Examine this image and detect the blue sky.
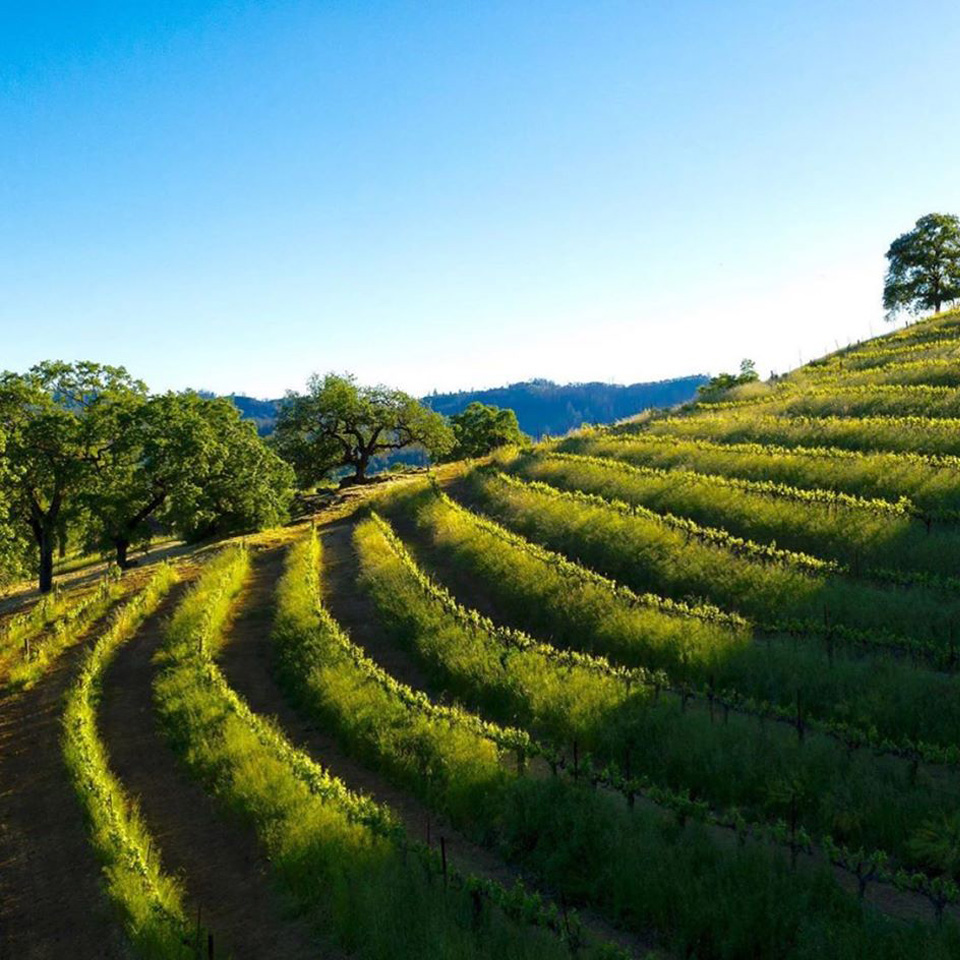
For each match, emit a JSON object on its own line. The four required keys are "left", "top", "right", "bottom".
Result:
{"left": 3, "top": 1, "right": 959, "bottom": 397}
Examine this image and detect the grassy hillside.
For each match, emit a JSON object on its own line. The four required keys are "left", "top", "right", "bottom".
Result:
{"left": 8, "top": 310, "right": 960, "bottom": 959}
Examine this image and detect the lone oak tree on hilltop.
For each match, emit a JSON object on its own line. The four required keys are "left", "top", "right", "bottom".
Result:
{"left": 884, "top": 213, "right": 960, "bottom": 318}
{"left": 274, "top": 373, "right": 453, "bottom": 486}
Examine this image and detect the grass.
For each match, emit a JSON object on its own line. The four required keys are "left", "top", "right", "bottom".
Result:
{"left": 508, "top": 450, "right": 960, "bottom": 577}
{"left": 560, "top": 431, "right": 960, "bottom": 518}
{"left": 382, "top": 480, "right": 960, "bottom": 754}
{"left": 352, "top": 511, "right": 960, "bottom": 873}
{"left": 464, "top": 469, "right": 960, "bottom": 649}
{"left": 61, "top": 563, "right": 189, "bottom": 959}
{"left": 277, "top": 525, "right": 959, "bottom": 960}
{"left": 153, "top": 543, "right": 594, "bottom": 960}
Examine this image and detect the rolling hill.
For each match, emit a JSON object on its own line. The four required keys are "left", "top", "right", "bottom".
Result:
{"left": 7, "top": 310, "right": 960, "bottom": 959}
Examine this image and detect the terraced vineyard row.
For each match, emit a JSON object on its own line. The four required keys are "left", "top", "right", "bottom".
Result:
{"left": 6, "top": 309, "right": 960, "bottom": 958}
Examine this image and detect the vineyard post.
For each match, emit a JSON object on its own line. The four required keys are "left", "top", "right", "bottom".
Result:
{"left": 194, "top": 905, "right": 202, "bottom": 958}
{"left": 207, "top": 933, "right": 214, "bottom": 959}
{"left": 440, "top": 836, "right": 448, "bottom": 886}
{"left": 572, "top": 740, "right": 579, "bottom": 782}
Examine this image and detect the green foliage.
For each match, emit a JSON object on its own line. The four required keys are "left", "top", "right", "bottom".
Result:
{"left": 468, "top": 469, "right": 960, "bottom": 645}
{"left": 61, "top": 564, "right": 188, "bottom": 958}
{"left": 352, "top": 510, "right": 960, "bottom": 907}
{"left": 1, "top": 571, "right": 125, "bottom": 692}
{"left": 273, "top": 372, "right": 454, "bottom": 485}
{"left": 0, "top": 362, "right": 292, "bottom": 589}
{"left": 163, "top": 396, "right": 295, "bottom": 543}
{"left": 647, "top": 408, "right": 960, "bottom": 458}
{"left": 697, "top": 359, "right": 760, "bottom": 400}
{"left": 288, "top": 525, "right": 955, "bottom": 958}
{"left": 884, "top": 213, "right": 960, "bottom": 317}
{"left": 154, "top": 544, "right": 586, "bottom": 960}
{"left": 563, "top": 431, "right": 960, "bottom": 518}
{"left": 384, "top": 480, "right": 960, "bottom": 754}
{"left": 446, "top": 402, "right": 526, "bottom": 460}
{"left": 87, "top": 391, "right": 294, "bottom": 563}
{"left": 704, "top": 382, "right": 960, "bottom": 419}
{"left": 514, "top": 451, "right": 960, "bottom": 578}
{"left": 0, "top": 361, "right": 146, "bottom": 591}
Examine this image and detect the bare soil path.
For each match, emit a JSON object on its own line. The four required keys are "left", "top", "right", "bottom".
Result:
{"left": 0, "top": 609, "right": 128, "bottom": 960}
{"left": 320, "top": 524, "right": 437, "bottom": 697}
{"left": 97, "top": 584, "right": 324, "bottom": 960}
{"left": 217, "top": 530, "right": 655, "bottom": 958}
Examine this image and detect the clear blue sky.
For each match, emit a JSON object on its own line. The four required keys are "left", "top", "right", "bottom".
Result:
{"left": 3, "top": 1, "right": 959, "bottom": 397}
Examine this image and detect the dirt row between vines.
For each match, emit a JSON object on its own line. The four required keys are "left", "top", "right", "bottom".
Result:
{"left": 216, "top": 526, "right": 655, "bottom": 958}
{"left": 0, "top": 600, "right": 130, "bottom": 960}
{"left": 97, "top": 577, "right": 324, "bottom": 960}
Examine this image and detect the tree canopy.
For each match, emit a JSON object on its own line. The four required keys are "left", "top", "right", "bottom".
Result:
{"left": 446, "top": 402, "right": 526, "bottom": 459}
{"left": 696, "top": 359, "right": 759, "bottom": 401}
{"left": 0, "top": 362, "right": 294, "bottom": 592}
{"left": 883, "top": 213, "right": 960, "bottom": 318}
{"left": 86, "top": 391, "right": 294, "bottom": 567}
{"left": 0, "top": 362, "right": 147, "bottom": 592}
{"left": 273, "top": 373, "right": 453, "bottom": 485}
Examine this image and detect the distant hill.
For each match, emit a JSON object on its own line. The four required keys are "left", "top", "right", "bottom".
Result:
{"left": 421, "top": 376, "right": 709, "bottom": 438}
{"left": 227, "top": 395, "right": 282, "bottom": 435}
{"left": 221, "top": 376, "right": 707, "bottom": 439}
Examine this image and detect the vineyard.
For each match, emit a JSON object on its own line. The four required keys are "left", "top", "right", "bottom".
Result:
{"left": 7, "top": 311, "right": 960, "bottom": 959}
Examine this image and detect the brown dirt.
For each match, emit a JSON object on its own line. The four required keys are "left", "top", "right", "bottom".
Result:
{"left": 320, "top": 524, "right": 437, "bottom": 696}
{"left": 97, "top": 583, "right": 325, "bottom": 960}
{"left": 215, "top": 532, "right": 656, "bottom": 958}
{"left": 0, "top": 607, "right": 129, "bottom": 959}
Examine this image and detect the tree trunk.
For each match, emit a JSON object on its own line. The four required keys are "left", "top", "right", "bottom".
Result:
{"left": 355, "top": 453, "right": 370, "bottom": 483}
{"left": 115, "top": 538, "right": 130, "bottom": 569}
{"left": 38, "top": 530, "right": 55, "bottom": 594}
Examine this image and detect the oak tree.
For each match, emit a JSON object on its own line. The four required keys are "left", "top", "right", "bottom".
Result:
{"left": 447, "top": 402, "right": 526, "bottom": 459}
{"left": 884, "top": 213, "right": 960, "bottom": 318}
{"left": 274, "top": 373, "right": 453, "bottom": 485}
{"left": 88, "top": 392, "right": 295, "bottom": 565}
{"left": 0, "top": 362, "right": 146, "bottom": 592}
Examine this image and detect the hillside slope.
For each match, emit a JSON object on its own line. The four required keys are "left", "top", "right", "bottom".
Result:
{"left": 10, "top": 311, "right": 960, "bottom": 960}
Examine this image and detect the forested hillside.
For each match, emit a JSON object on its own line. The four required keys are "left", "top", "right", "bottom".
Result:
{"left": 423, "top": 376, "right": 708, "bottom": 437}
{"left": 223, "top": 376, "right": 708, "bottom": 439}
